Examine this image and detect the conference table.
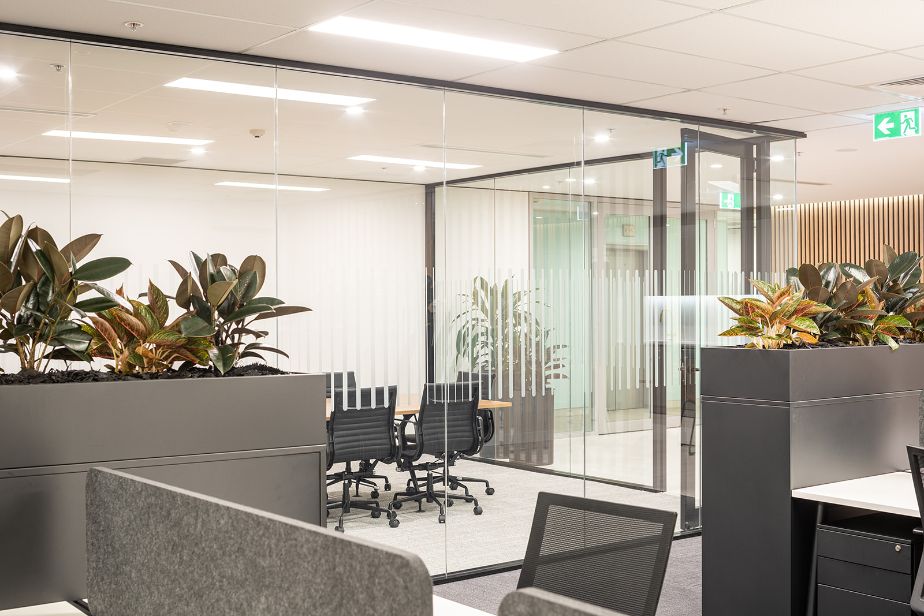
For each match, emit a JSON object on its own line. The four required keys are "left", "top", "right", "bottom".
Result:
{"left": 325, "top": 397, "right": 512, "bottom": 419}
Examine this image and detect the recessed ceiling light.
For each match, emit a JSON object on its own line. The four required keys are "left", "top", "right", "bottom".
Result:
{"left": 710, "top": 163, "right": 723, "bottom": 169}
{"left": 189, "top": 146, "right": 206, "bottom": 156}
{"left": 215, "top": 181, "right": 329, "bottom": 192}
{"left": 308, "top": 16, "right": 559, "bottom": 62}
{"left": 770, "top": 154, "right": 785, "bottom": 162}
{"left": 772, "top": 193, "right": 784, "bottom": 201}
{"left": 0, "top": 173, "right": 69, "bottom": 184}
{"left": 413, "top": 165, "right": 426, "bottom": 172}
{"left": 348, "top": 154, "right": 480, "bottom": 170}
{"left": 584, "top": 178, "right": 596, "bottom": 185}
{"left": 44, "top": 129, "right": 212, "bottom": 146}
{"left": 541, "top": 185, "right": 551, "bottom": 190}
{"left": 0, "top": 66, "right": 18, "bottom": 81}
{"left": 593, "top": 133, "right": 610, "bottom": 144}
{"left": 535, "top": 216, "right": 544, "bottom": 219}
{"left": 563, "top": 178, "right": 577, "bottom": 183}
{"left": 164, "top": 78, "right": 374, "bottom": 107}
{"left": 345, "top": 106, "right": 365, "bottom": 116}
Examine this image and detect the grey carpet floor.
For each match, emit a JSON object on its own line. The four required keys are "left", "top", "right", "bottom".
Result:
{"left": 331, "top": 459, "right": 682, "bottom": 575}
{"left": 431, "top": 535, "right": 702, "bottom": 616}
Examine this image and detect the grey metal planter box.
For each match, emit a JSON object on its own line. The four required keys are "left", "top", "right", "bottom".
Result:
{"left": 491, "top": 389, "right": 555, "bottom": 466}
{"left": 701, "top": 345, "right": 924, "bottom": 616}
{"left": 0, "top": 372, "right": 327, "bottom": 610}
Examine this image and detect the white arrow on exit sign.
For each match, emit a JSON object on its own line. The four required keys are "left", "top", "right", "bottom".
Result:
{"left": 878, "top": 116, "right": 895, "bottom": 136}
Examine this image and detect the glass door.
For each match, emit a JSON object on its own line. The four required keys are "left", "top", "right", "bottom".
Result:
{"left": 679, "top": 129, "right": 772, "bottom": 530}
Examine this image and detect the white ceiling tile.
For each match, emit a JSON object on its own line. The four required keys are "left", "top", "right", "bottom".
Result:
{"left": 664, "top": 0, "right": 753, "bottom": 8}
{"left": 538, "top": 40, "right": 771, "bottom": 89}
{"left": 251, "top": 1, "right": 599, "bottom": 81}
{"left": 110, "top": 0, "right": 373, "bottom": 29}
{"left": 462, "top": 65, "right": 680, "bottom": 105}
{"left": 795, "top": 54, "right": 924, "bottom": 87}
{"left": 704, "top": 74, "right": 903, "bottom": 113}
{"left": 758, "top": 114, "right": 866, "bottom": 133}
{"left": 837, "top": 100, "right": 924, "bottom": 121}
{"left": 0, "top": 0, "right": 293, "bottom": 52}
{"left": 251, "top": 30, "right": 513, "bottom": 81}
{"left": 388, "top": 0, "right": 706, "bottom": 39}
{"left": 901, "top": 47, "right": 924, "bottom": 61}
{"left": 623, "top": 13, "right": 878, "bottom": 71}
{"left": 632, "top": 90, "right": 812, "bottom": 123}
{"left": 729, "top": 0, "right": 924, "bottom": 51}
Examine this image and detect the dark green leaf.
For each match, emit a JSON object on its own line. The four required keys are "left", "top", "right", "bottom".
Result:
{"left": 179, "top": 315, "right": 216, "bottom": 338}
{"left": 225, "top": 304, "right": 273, "bottom": 322}
{"left": 73, "top": 257, "right": 131, "bottom": 282}
{"left": 74, "top": 297, "right": 120, "bottom": 313}
{"left": 253, "top": 305, "right": 311, "bottom": 320}
{"left": 60, "top": 234, "right": 101, "bottom": 264}
{"left": 147, "top": 281, "right": 169, "bottom": 327}
{"left": 208, "top": 344, "right": 237, "bottom": 374}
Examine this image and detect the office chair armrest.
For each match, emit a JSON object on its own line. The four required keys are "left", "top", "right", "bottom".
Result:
{"left": 397, "top": 416, "right": 423, "bottom": 459}
{"left": 499, "top": 589, "right": 625, "bottom": 616}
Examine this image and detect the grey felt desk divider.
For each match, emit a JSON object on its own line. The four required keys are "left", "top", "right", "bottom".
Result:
{"left": 499, "top": 589, "right": 628, "bottom": 616}
{"left": 86, "top": 467, "right": 433, "bottom": 616}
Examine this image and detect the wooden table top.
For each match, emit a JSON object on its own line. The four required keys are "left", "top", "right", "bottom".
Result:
{"left": 325, "top": 398, "right": 511, "bottom": 418}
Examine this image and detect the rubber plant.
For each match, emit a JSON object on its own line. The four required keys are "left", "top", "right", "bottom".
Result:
{"left": 718, "top": 280, "right": 831, "bottom": 349}
{"left": 0, "top": 214, "right": 131, "bottom": 371}
{"left": 170, "top": 252, "right": 310, "bottom": 374}
{"left": 452, "top": 275, "right": 567, "bottom": 389}
{"left": 81, "top": 281, "right": 213, "bottom": 373}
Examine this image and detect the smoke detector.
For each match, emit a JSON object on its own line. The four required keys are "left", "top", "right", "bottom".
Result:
{"left": 123, "top": 21, "right": 144, "bottom": 32}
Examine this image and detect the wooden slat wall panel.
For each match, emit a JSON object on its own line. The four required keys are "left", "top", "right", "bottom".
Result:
{"left": 773, "top": 195, "right": 924, "bottom": 269}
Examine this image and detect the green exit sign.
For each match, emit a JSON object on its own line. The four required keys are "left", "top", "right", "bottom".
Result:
{"left": 719, "top": 192, "right": 741, "bottom": 210}
{"left": 874, "top": 108, "right": 921, "bottom": 141}
{"left": 652, "top": 145, "right": 687, "bottom": 169}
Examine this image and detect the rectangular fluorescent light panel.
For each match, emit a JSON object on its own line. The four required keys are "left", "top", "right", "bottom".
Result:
{"left": 0, "top": 173, "right": 69, "bottom": 184}
{"left": 349, "top": 154, "right": 480, "bottom": 170}
{"left": 44, "top": 130, "right": 212, "bottom": 146}
{"left": 309, "top": 16, "right": 559, "bottom": 62}
{"left": 164, "top": 78, "right": 374, "bottom": 107}
{"left": 215, "top": 181, "right": 329, "bottom": 193}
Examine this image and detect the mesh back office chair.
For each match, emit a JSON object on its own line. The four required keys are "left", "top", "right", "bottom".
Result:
{"left": 325, "top": 371, "right": 357, "bottom": 398}
{"left": 907, "top": 445, "right": 924, "bottom": 615}
{"left": 518, "top": 492, "right": 676, "bottom": 616}
{"left": 391, "top": 384, "right": 483, "bottom": 523}
{"left": 327, "top": 386, "right": 400, "bottom": 531}
{"left": 332, "top": 383, "right": 394, "bottom": 498}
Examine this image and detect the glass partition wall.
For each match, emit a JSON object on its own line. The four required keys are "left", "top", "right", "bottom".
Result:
{"left": 0, "top": 30, "right": 798, "bottom": 580}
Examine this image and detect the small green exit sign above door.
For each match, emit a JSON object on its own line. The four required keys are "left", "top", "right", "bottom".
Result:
{"left": 874, "top": 108, "right": 921, "bottom": 141}
{"left": 652, "top": 145, "right": 687, "bottom": 169}
{"left": 719, "top": 192, "right": 741, "bottom": 210}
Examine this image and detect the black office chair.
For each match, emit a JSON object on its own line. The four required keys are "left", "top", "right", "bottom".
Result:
{"left": 390, "top": 383, "right": 483, "bottom": 523}
{"left": 518, "top": 492, "right": 676, "bottom": 616}
{"left": 907, "top": 445, "right": 924, "bottom": 615}
{"left": 325, "top": 371, "right": 357, "bottom": 398}
{"left": 326, "top": 386, "right": 400, "bottom": 531}
{"left": 331, "top": 383, "right": 394, "bottom": 498}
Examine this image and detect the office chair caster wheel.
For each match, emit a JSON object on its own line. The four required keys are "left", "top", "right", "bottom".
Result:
{"left": 485, "top": 487, "right": 495, "bottom": 495}
{"left": 389, "top": 517, "right": 400, "bottom": 528}
{"left": 446, "top": 499, "right": 454, "bottom": 507}
{"left": 474, "top": 506, "right": 483, "bottom": 516}
{"left": 392, "top": 501, "right": 403, "bottom": 510}
{"left": 371, "top": 509, "right": 382, "bottom": 519}
{"left": 384, "top": 483, "right": 392, "bottom": 491}
{"left": 371, "top": 490, "right": 380, "bottom": 499}
{"left": 438, "top": 514, "right": 446, "bottom": 524}
{"left": 335, "top": 525, "right": 344, "bottom": 532}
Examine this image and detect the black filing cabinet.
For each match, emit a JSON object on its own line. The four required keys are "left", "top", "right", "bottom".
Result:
{"left": 816, "top": 513, "right": 921, "bottom": 615}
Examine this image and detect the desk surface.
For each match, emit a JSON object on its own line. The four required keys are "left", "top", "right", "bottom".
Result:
{"left": 792, "top": 471, "right": 919, "bottom": 518}
{"left": 434, "top": 595, "right": 492, "bottom": 616}
{"left": 325, "top": 398, "right": 512, "bottom": 418}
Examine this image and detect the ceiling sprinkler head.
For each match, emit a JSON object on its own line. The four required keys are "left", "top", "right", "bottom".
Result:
{"left": 123, "top": 21, "right": 144, "bottom": 32}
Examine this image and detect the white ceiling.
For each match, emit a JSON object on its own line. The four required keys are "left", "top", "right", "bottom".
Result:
{"left": 1, "top": 0, "right": 924, "bottom": 201}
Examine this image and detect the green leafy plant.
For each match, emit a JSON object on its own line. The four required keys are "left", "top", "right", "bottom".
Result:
{"left": 794, "top": 261, "right": 911, "bottom": 349}
{"left": 81, "top": 282, "right": 213, "bottom": 373}
{"left": 718, "top": 280, "right": 831, "bottom": 349}
{"left": 0, "top": 214, "right": 131, "bottom": 371}
{"left": 170, "top": 252, "right": 310, "bottom": 374}
{"left": 452, "top": 275, "right": 567, "bottom": 390}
